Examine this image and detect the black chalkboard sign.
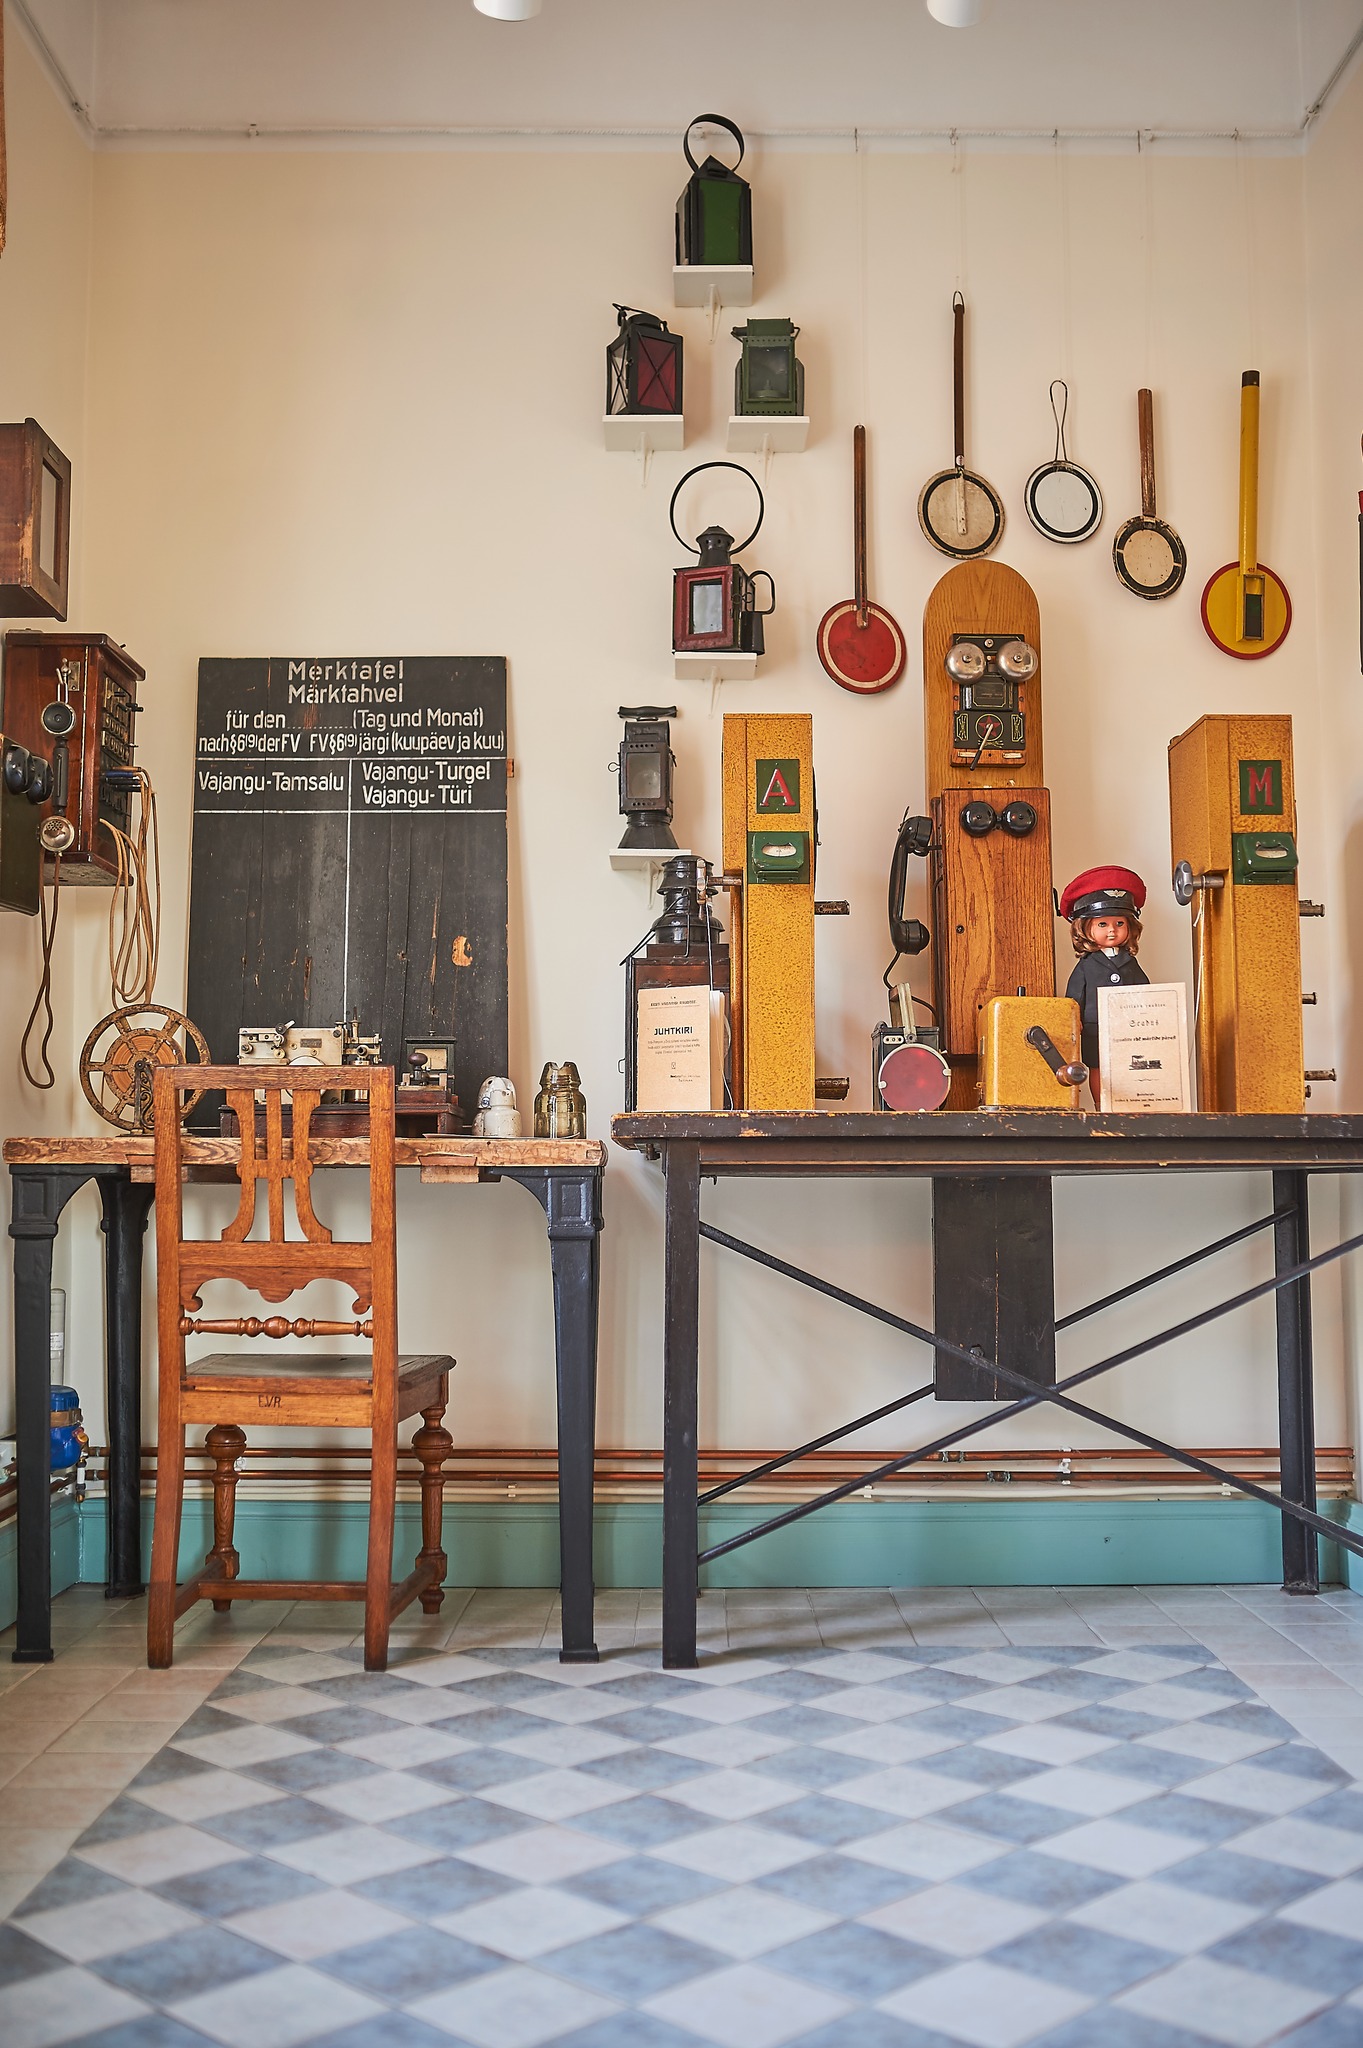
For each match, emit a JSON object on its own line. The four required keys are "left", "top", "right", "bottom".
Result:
{"left": 186, "top": 655, "right": 508, "bottom": 1127}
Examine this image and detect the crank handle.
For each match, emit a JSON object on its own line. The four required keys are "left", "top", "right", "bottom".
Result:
{"left": 1172, "top": 860, "right": 1225, "bottom": 907}
{"left": 1025, "top": 1024, "right": 1088, "bottom": 1090}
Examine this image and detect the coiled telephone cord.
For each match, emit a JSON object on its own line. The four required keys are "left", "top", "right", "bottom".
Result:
{"left": 20, "top": 852, "right": 63, "bottom": 1090}
{"left": 20, "top": 769, "right": 162, "bottom": 1091}
{"left": 100, "top": 769, "right": 161, "bottom": 1009}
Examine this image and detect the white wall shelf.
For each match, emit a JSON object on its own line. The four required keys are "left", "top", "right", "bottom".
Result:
{"left": 610, "top": 845, "right": 692, "bottom": 878}
{"left": 602, "top": 413, "right": 684, "bottom": 454}
{"left": 725, "top": 415, "right": 810, "bottom": 455}
{"left": 673, "top": 264, "right": 754, "bottom": 310}
{"left": 674, "top": 651, "right": 758, "bottom": 684}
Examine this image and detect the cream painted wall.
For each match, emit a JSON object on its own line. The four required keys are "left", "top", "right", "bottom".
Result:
{"left": 4, "top": 33, "right": 1358, "bottom": 1492}
{"left": 1304, "top": 57, "right": 1363, "bottom": 1488}
{"left": 0, "top": 14, "right": 93, "bottom": 1435}
{"left": 51, "top": 129, "right": 1350, "bottom": 1483}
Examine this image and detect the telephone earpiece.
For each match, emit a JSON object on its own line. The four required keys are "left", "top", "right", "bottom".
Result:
{"left": 889, "top": 812, "right": 933, "bottom": 958}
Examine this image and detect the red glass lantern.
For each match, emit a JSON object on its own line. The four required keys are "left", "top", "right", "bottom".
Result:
{"left": 606, "top": 306, "right": 683, "bottom": 418}
{"left": 669, "top": 462, "right": 775, "bottom": 657}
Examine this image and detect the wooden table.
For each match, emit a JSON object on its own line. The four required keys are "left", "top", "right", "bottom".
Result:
{"left": 611, "top": 1111, "right": 1363, "bottom": 1668}
{"left": 5, "top": 1134, "right": 605, "bottom": 1664}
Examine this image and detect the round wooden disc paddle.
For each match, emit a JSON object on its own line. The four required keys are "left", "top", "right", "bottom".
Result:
{"left": 818, "top": 425, "right": 906, "bottom": 692}
{"left": 918, "top": 295, "right": 1004, "bottom": 560}
{"left": 1113, "top": 388, "right": 1186, "bottom": 600}
{"left": 1202, "top": 372, "right": 1291, "bottom": 659}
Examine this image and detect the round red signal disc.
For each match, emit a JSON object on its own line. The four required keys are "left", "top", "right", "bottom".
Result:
{"left": 878, "top": 1040, "right": 952, "bottom": 1112}
{"left": 817, "top": 600, "right": 907, "bottom": 694}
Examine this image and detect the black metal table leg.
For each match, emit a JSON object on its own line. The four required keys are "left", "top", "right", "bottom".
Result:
{"left": 1273, "top": 1168, "right": 1319, "bottom": 1594}
{"left": 9, "top": 1167, "right": 98, "bottom": 1661}
{"left": 662, "top": 1143, "right": 701, "bottom": 1669}
{"left": 508, "top": 1167, "right": 603, "bottom": 1662}
{"left": 99, "top": 1175, "right": 156, "bottom": 1599}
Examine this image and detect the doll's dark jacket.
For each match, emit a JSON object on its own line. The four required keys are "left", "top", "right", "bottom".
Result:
{"left": 1065, "top": 948, "right": 1150, "bottom": 1067}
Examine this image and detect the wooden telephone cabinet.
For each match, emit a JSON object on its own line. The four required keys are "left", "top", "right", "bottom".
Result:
{"left": 923, "top": 562, "right": 1055, "bottom": 1105}
{"left": 1168, "top": 714, "right": 1305, "bottom": 1112}
{"left": 1, "top": 634, "right": 144, "bottom": 883}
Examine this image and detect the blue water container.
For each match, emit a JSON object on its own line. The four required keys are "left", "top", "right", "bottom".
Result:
{"left": 50, "top": 1385, "right": 87, "bottom": 1474}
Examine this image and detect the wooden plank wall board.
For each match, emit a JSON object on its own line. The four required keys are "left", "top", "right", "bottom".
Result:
{"left": 186, "top": 656, "right": 508, "bottom": 1130}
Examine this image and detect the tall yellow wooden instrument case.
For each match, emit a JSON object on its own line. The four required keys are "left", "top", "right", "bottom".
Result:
{"left": 721, "top": 713, "right": 816, "bottom": 1111}
{"left": 923, "top": 562, "right": 1056, "bottom": 1107}
{"left": 1168, "top": 714, "right": 1304, "bottom": 1112}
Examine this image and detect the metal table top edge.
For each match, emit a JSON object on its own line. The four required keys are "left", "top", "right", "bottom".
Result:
{"left": 611, "top": 1111, "right": 1363, "bottom": 1176}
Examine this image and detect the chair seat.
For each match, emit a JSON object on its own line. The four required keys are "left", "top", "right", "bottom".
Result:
{"left": 185, "top": 1352, "right": 453, "bottom": 1384}
{"left": 179, "top": 1351, "right": 454, "bottom": 1431}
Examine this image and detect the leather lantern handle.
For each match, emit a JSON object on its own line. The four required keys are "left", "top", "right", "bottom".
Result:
{"left": 952, "top": 293, "right": 965, "bottom": 469}
{"left": 1138, "top": 388, "right": 1156, "bottom": 520}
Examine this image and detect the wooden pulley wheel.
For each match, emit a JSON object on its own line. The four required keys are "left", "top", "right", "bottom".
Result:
{"left": 80, "top": 1004, "right": 211, "bottom": 1133}
{"left": 918, "top": 294, "right": 1004, "bottom": 560}
{"left": 817, "top": 425, "right": 906, "bottom": 692}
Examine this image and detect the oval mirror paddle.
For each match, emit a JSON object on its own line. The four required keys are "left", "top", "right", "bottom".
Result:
{"left": 1025, "top": 381, "right": 1103, "bottom": 544}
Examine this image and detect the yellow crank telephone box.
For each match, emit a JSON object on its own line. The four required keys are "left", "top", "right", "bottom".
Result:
{"left": 1168, "top": 714, "right": 1304, "bottom": 1113}
{"left": 721, "top": 713, "right": 816, "bottom": 1111}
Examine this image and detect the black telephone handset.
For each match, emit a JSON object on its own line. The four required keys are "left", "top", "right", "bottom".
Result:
{"left": 888, "top": 810, "right": 933, "bottom": 959}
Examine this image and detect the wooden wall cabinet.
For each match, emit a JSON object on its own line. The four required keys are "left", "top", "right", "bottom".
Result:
{"left": 0, "top": 421, "right": 72, "bottom": 620}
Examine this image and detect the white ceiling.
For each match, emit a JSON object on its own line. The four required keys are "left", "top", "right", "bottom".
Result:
{"left": 15, "top": 0, "right": 1363, "bottom": 148}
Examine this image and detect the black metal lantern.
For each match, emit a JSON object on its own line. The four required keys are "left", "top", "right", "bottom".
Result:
{"left": 606, "top": 306, "right": 684, "bottom": 418}
{"left": 624, "top": 856, "right": 731, "bottom": 1112}
{"left": 732, "top": 319, "right": 803, "bottom": 418}
{"left": 675, "top": 115, "right": 753, "bottom": 269}
{"left": 617, "top": 705, "right": 677, "bottom": 852}
{"left": 670, "top": 462, "right": 776, "bottom": 657}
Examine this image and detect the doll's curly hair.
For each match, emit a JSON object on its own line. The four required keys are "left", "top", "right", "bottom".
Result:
{"left": 1070, "top": 912, "right": 1142, "bottom": 960}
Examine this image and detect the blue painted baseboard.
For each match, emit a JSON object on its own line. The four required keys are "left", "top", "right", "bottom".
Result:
{"left": 3, "top": 1494, "right": 1356, "bottom": 1633}
{"left": 66, "top": 1492, "right": 1358, "bottom": 1594}
{"left": 0, "top": 1493, "right": 84, "bottom": 1635}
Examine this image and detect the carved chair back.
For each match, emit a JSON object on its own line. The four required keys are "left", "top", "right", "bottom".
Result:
{"left": 152, "top": 1066, "right": 398, "bottom": 1414}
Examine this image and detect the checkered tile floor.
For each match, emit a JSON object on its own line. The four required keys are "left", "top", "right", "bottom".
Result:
{"left": 3, "top": 1586, "right": 1363, "bottom": 2047}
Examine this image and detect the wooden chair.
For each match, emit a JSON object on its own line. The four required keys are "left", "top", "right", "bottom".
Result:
{"left": 148, "top": 1064, "right": 453, "bottom": 1671}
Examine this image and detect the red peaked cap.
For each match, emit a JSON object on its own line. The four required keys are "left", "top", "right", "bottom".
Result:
{"left": 1059, "top": 865, "right": 1147, "bottom": 922}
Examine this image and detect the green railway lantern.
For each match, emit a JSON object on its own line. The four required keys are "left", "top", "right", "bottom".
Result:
{"left": 675, "top": 114, "right": 753, "bottom": 269}
{"left": 732, "top": 319, "right": 804, "bottom": 418}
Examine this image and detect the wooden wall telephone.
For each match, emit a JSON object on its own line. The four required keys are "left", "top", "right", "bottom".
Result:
{"left": 919, "top": 562, "right": 1056, "bottom": 1103}
{"left": 2, "top": 633, "right": 163, "bottom": 1094}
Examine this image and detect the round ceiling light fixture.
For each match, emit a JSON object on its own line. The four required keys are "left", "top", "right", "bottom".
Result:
{"left": 926, "top": 0, "right": 983, "bottom": 24}
{"left": 473, "top": 0, "right": 541, "bottom": 18}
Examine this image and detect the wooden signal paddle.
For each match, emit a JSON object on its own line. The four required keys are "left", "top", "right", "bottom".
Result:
{"left": 817, "top": 425, "right": 906, "bottom": 692}
{"left": 1201, "top": 371, "right": 1291, "bottom": 659}
{"left": 1113, "top": 388, "right": 1186, "bottom": 599}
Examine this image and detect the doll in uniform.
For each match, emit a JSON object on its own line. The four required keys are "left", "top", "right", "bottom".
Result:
{"left": 1060, "top": 866, "right": 1149, "bottom": 1104}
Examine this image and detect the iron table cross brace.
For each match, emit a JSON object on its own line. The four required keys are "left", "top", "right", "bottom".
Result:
{"left": 611, "top": 1111, "right": 1363, "bottom": 1669}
